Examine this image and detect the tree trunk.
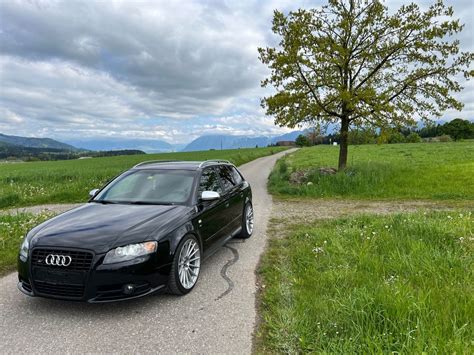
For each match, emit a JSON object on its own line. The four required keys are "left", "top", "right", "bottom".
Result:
{"left": 338, "top": 118, "right": 349, "bottom": 170}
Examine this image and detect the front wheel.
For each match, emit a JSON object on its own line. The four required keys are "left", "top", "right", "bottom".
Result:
{"left": 168, "top": 234, "right": 201, "bottom": 295}
{"left": 237, "top": 202, "right": 254, "bottom": 239}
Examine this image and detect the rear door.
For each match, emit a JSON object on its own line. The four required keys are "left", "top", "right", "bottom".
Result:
{"left": 217, "top": 165, "right": 244, "bottom": 233}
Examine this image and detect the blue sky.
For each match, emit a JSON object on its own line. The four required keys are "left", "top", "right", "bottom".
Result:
{"left": 0, "top": 0, "right": 472, "bottom": 144}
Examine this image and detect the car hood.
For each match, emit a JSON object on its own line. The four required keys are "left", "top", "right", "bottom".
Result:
{"left": 28, "top": 203, "right": 192, "bottom": 254}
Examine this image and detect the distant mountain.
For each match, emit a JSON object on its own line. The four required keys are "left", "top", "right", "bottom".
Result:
{"left": 64, "top": 138, "right": 174, "bottom": 153}
{"left": 182, "top": 130, "right": 308, "bottom": 152}
{"left": 0, "top": 133, "right": 78, "bottom": 151}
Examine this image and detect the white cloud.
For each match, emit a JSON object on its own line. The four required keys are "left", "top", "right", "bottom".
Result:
{"left": 0, "top": 0, "right": 472, "bottom": 144}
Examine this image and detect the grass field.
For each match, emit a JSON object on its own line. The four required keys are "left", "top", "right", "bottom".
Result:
{"left": 0, "top": 147, "right": 286, "bottom": 209}
{"left": 269, "top": 141, "right": 474, "bottom": 200}
{"left": 257, "top": 211, "right": 473, "bottom": 353}
{"left": 0, "top": 212, "right": 55, "bottom": 275}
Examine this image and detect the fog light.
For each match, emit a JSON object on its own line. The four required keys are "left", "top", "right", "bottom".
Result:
{"left": 123, "top": 284, "right": 135, "bottom": 295}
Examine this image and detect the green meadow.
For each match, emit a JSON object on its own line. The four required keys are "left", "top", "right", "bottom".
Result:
{"left": 269, "top": 141, "right": 474, "bottom": 200}
{"left": 0, "top": 147, "right": 286, "bottom": 209}
{"left": 257, "top": 211, "right": 473, "bottom": 353}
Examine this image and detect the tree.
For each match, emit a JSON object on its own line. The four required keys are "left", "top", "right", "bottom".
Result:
{"left": 441, "top": 118, "right": 474, "bottom": 140}
{"left": 295, "top": 134, "right": 311, "bottom": 147}
{"left": 406, "top": 132, "right": 422, "bottom": 143}
{"left": 258, "top": 0, "right": 473, "bottom": 170}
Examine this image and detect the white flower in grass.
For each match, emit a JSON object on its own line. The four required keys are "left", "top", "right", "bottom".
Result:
{"left": 312, "top": 246, "right": 324, "bottom": 254}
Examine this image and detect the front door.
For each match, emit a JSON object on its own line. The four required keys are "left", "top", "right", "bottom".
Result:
{"left": 196, "top": 167, "right": 228, "bottom": 250}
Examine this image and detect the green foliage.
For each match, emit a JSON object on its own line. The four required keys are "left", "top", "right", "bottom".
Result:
{"left": 348, "top": 128, "right": 377, "bottom": 145}
{"left": 441, "top": 118, "right": 474, "bottom": 140}
{"left": 0, "top": 147, "right": 287, "bottom": 209}
{"left": 295, "top": 134, "right": 311, "bottom": 147}
{"left": 257, "top": 211, "right": 473, "bottom": 353}
{"left": 269, "top": 141, "right": 474, "bottom": 200}
{"left": 406, "top": 132, "right": 422, "bottom": 143}
{"left": 258, "top": 1, "right": 473, "bottom": 169}
{"left": 0, "top": 212, "right": 56, "bottom": 275}
{"left": 387, "top": 130, "right": 406, "bottom": 144}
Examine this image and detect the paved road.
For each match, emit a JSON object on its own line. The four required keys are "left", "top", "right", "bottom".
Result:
{"left": 0, "top": 149, "right": 295, "bottom": 354}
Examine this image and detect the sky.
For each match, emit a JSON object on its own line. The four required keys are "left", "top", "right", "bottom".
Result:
{"left": 0, "top": 0, "right": 473, "bottom": 144}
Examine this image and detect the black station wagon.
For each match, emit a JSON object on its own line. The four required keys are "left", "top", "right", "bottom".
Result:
{"left": 17, "top": 160, "right": 254, "bottom": 302}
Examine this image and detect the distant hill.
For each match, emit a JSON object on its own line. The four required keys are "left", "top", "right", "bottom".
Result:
{"left": 0, "top": 133, "right": 78, "bottom": 151}
{"left": 65, "top": 138, "right": 174, "bottom": 153}
{"left": 182, "top": 130, "right": 307, "bottom": 152}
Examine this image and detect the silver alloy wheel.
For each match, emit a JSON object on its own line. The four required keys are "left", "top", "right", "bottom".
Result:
{"left": 178, "top": 239, "right": 201, "bottom": 289}
{"left": 245, "top": 204, "right": 254, "bottom": 235}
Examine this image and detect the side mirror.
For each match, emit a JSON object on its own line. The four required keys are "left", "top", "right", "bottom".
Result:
{"left": 89, "top": 188, "right": 100, "bottom": 198}
{"left": 201, "top": 191, "right": 220, "bottom": 201}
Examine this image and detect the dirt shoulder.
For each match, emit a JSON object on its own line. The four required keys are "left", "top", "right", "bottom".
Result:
{"left": 0, "top": 203, "right": 83, "bottom": 216}
{"left": 271, "top": 198, "right": 474, "bottom": 226}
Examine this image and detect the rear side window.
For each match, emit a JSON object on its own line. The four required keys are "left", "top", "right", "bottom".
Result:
{"left": 199, "top": 168, "right": 222, "bottom": 194}
{"left": 218, "top": 165, "right": 238, "bottom": 192}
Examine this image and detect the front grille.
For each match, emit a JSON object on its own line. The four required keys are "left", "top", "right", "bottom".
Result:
{"left": 34, "top": 280, "right": 84, "bottom": 299}
{"left": 31, "top": 248, "right": 93, "bottom": 271}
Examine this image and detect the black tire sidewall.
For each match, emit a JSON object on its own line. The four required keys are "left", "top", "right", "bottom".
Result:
{"left": 240, "top": 202, "right": 253, "bottom": 239}
{"left": 169, "top": 234, "right": 201, "bottom": 295}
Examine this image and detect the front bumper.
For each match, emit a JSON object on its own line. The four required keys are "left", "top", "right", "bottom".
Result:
{"left": 18, "top": 249, "right": 172, "bottom": 303}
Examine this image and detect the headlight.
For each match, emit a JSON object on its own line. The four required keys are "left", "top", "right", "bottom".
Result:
{"left": 103, "top": 241, "right": 157, "bottom": 264}
{"left": 19, "top": 238, "right": 29, "bottom": 261}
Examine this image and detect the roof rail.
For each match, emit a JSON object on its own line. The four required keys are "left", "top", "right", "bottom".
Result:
{"left": 133, "top": 160, "right": 179, "bottom": 168}
{"left": 198, "top": 159, "right": 231, "bottom": 168}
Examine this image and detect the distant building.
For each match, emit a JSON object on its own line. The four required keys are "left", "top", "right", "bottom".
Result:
{"left": 276, "top": 140, "right": 296, "bottom": 147}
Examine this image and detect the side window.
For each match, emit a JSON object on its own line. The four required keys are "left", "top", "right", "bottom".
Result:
{"left": 230, "top": 166, "right": 243, "bottom": 185}
{"left": 199, "top": 168, "right": 222, "bottom": 194}
{"left": 218, "top": 165, "right": 237, "bottom": 192}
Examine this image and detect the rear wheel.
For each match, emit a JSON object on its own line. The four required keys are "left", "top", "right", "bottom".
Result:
{"left": 168, "top": 234, "right": 201, "bottom": 295}
{"left": 237, "top": 202, "right": 254, "bottom": 239}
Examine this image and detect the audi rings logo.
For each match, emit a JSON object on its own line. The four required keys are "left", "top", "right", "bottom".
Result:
{"left": 45, "top": 254, "right": 72, "bottom": 267}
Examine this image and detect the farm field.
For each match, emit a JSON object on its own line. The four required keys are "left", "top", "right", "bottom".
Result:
{"left": 257, "top": 211, "right": 473, "bottom": 353}
{"left": 0, "top": 146, "right": 287, "bottom": 209}
{"left": 269, "top": 141, "right": 474, "bottom": 200}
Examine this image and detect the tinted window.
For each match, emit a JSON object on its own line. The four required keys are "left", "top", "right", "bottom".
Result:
{"left": 199, "top": 168, "right": 222, "bottom": 194}
{"left": 230, "top": 166, "right": 243, "bottom": 185}
{"left": 218, "top": 165, "right": 237, "bottom": 192}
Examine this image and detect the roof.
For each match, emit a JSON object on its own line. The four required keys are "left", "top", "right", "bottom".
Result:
{"left": 132, "top": 159, "right": 232, "bottom": 170}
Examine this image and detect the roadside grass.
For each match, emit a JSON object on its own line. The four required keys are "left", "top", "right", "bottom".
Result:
{"left": 257, "top": 211, "right": 473, "bottom": 353}
{"left": 0, "top": 146, "right": 287, "bottom": 209}
{"left": 269, "top": 141, "right": 474, "bottom": 200}
{"left": 0, "top": 212, "right": 55, "bottom": 276}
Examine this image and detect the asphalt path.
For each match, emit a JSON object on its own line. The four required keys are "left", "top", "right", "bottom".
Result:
{"left": 0, "top": 149, "right": 296, "bottom": 354}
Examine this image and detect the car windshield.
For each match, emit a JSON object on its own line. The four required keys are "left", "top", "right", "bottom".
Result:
{"left": 93, "top": 169, "right": 195, "bottom": 205}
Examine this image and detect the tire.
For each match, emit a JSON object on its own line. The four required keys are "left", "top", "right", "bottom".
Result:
{"left": 168, "top": 234, "right": 201, "bottom": 295}
{"left": 237, "top": 202, "right": 254, "bottom": 239}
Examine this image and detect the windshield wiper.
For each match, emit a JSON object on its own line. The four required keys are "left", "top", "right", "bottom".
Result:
{"left": 92, "top": 200, "right": 119, "bottom": 204}
{"left": 127, "top": 201, "right": 175, "bottom": 205}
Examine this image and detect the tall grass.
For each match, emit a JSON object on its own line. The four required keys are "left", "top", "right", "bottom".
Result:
{"left": 0, "top": 212, "right": 55, "bottom": 275}
{"left": 257, "top": 211, "right": 473, "bottom": 353}
{"left": 269, "top": 141, "right": 474, "bottom": 200}
{"left": 0, "top": 147, "right": 286, "bottom": 209}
